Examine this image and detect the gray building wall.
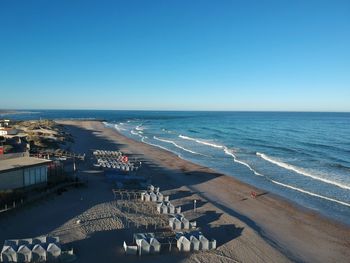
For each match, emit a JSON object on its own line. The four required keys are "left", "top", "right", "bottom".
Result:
{"left": 0, "top": 165, "right": 48, "bottom": 191}
{"left": 0, "top": 170, "right": 23, "bottom": 190}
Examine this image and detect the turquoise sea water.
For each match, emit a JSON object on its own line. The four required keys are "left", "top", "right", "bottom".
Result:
{"left": 5, "top": 110, "right": 350, "bottom": 224}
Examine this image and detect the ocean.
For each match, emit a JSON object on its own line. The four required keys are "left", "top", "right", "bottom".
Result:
{"left": 4, "top": 110, "right": 350, "bottom": 224}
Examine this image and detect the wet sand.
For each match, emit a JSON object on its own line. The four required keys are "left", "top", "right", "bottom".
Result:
{"left": 1, "top": 120, "right": 349, "bottom": 263}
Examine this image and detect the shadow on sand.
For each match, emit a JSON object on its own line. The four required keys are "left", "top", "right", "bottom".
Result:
{"left": 0, "top": 122, "right": 296, "bottom": 262}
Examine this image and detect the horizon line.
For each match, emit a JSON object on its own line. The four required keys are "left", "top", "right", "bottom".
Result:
{"left": 1, "top": 109, "right": 350, "bottom": 114}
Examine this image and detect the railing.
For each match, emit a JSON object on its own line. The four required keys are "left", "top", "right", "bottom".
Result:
{"left": 0, "top": 151, "right": 29, "bottom": 160}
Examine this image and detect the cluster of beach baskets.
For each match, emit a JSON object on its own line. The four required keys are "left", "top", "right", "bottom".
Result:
{"left": 93, "top": 150, "right": 140, "bottom": 172}
{"left": 0, "top": 236, "right": 62, "bottom": 263}
{"left": 123, "top": 184, "right": 216, "bottom": 255}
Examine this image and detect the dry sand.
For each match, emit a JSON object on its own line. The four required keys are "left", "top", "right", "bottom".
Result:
{"left": 1, "top": 120, "right": 349, "bottom": 263}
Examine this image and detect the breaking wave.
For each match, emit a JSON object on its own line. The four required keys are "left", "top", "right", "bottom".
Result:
{"left": 224, "top": 148, "right": 263, "bottom": 176}
{"left": 270, "top": 180, "right": 350, "bottom": 207}
{"left": 179, "top": 134, "right": 262, "bottom": 176}
{"left": 105, "top": 123, "right": 350, "bottom": 209}
{"left": 114, "top": 123, "right": 126, "bottom": 131}
{"left": 179, "top": 135, "right": 224, "bottom": 149}
{"left": 136, "top": 125, "right": 144, "bottom": 131}
{"left": 141, "top": 137, "right": 175, "bottom": 154}
{"left": 131, "top": 130, "right": 143, "bottom": 138}
{"left": 257, "top": 152, "right": 350, "bottom": 190}
{"left": 154, "top": 136, "right": 203, "bottom": 155}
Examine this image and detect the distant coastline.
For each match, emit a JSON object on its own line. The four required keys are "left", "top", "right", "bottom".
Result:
{"left": 0, "top": 110, "right": 18, "bottom": 115}
{"left": 0, "top": 110, "right": 39, "bottom": 116}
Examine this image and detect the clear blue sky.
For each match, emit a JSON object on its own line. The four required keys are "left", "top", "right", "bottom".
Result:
{"left": 0, "top": 0, "right": 349, "bottom": 111}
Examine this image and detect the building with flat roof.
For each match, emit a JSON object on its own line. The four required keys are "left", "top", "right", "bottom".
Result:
{"left": 0, "top": 127, "right": 18, "bottom": 136}
{"left": 0, "top": 156, "right": 52, "bottom": 191}
{"left": 0, "top": 119, "right": 10, "bottom": 127}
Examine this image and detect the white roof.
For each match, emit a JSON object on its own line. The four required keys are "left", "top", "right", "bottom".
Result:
{"left": 47, "top": 243, "right": 61, "bottom": 255}
{"left": 32, "top": 244, "right": 46, "bottom": 253}
{"left": 149, "top": 238, "right": 160, "bottom": 246}
{"left": 4, "top": 240, "right": 18, "bottom": 249}
{"left": 1, "top": 245, "right": 16, "bottom": 254}
{"left": 190, "top": 236, "right": 199, "bottom": 242}
{"left": 0, "top": 157, "right": 51, "bottom": 172}
{"left": 199, "top": 235, "right": 208, "bottom": 241}
{"left": 140, "top": 239, "right": 150, "bottom": 249}
{"left": 17, "top": 245, "right": 31, "bottom": 254}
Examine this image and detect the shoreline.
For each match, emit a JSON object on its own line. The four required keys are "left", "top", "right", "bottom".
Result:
{"left": 1, "top": 119, "right": 349, "bottom": 262}
{"left": 0, "top": 110, "right": 39, "bottom": 116}
{"left": 107, "top": 120, "right": 349, "bottom": 228}
{"left": 59, "top": 120, "right": 350, "bottom": 262}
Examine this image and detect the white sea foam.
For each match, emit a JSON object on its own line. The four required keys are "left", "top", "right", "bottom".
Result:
{"left": 179, "top": 135, "right": 262, "bottom": 176}
{"left": 136, "top": 125, "right": 144, "bottom": 131}
{"left": 257, "top": 152, "right": 350, "bottom": 190}
{"left": 179, "top": 135, "right": 224, "bottom": 148}
{"left": 154, "top": 136, "right": 203, "bottom": 155}
{"left": 114, "top": 124, "right": 126, "bottom": 131}
{"left": 141, "top": 137, "right": 180, "bottom": 157}
{"left": 131, "top": 130, "right": 143, "bottom": 138}
{"left": 106, "top": 123, "right": 350, "bottom": 208}
{"left": 224, "top": 148, "right": 263, "bottom": 176}
{"left": 270, "top": 180, "right": 350, "bottom": 207}
{"left": 223, "top": 148, "right": 350, "bottom": 207}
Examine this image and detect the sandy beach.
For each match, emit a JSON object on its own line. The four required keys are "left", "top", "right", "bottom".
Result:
{"left": 1, "top": 120, "right": 349, "bottom": 263}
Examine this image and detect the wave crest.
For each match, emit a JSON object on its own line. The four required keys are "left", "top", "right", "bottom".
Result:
{"left": 270, "top": 180, "right": 350, "bottom": 207}
{"left": 224, "top": 148, "right": 263, "bottom": 176}
{"left": 154, "top": 136, "right": 204, "bottom": 156}
{"left": 136, "top": 125, "right": 144, "bottom": 131}
{"left": 141, "top": 137, "right": 175, "bottom": 154}
{"left": 131, "top": 130, "right": 143, "bottom": 138}
{"left": 179, "top": 134, "right": 262, "bottom": 176}
{"left": 179, "top": 135, "right": 224, "bottom": 149}
{"left": 114, "top": 123, "right": 126, "bottom": 131}
{"left": 256, "top": 152, "right": 350, "bottom": 190}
